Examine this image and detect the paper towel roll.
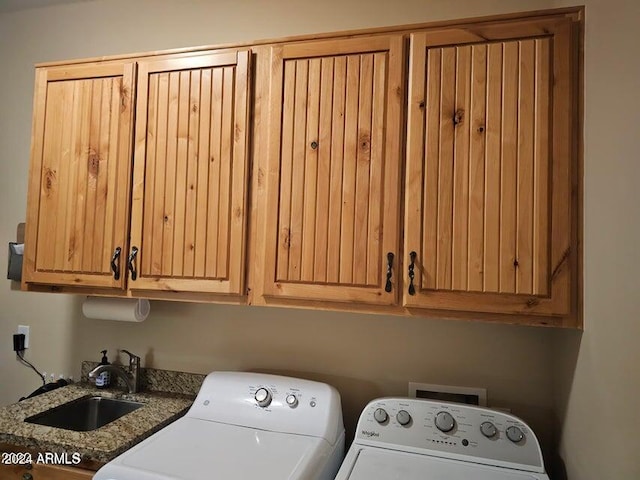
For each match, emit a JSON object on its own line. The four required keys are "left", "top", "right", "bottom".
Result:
{"left": 82, "top": 297, "right": 150, "bottom": 322}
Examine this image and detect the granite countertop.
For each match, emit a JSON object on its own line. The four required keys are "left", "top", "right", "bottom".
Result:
{"left": 0, "top": 364, "right": 205, "bottom": 466}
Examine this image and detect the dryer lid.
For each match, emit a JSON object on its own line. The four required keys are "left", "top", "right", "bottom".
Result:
{"left": 343, "top": 447, "right": 544, "bottom": 480}
{"left": 94, "top": 417, "right": 330, "bottom": 480}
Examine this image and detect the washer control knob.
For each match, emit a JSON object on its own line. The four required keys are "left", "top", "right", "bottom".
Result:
{"left": 435, "top": 411, "right": 456, "bottom": 432}
{"left": 373, "top": 408, "right": 388, "bottom": 424}
{"left": 396, "top": 410, "right": 412, "bottom": 426}
{"left": 285, "top": 394, "right": 298, "bottom": 408}
{"left": 480, "top": 421, "right": 497, "bottom": 438}
{"left": 254, "top": 388, "right": 272, "bottom": 408}
{"left": 506, "top": 425, "right": 525, "bottom": 443}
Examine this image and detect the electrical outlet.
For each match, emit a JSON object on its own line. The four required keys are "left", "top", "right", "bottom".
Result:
{"left": 17, "top": 325, "right": 30, "bottom": 349}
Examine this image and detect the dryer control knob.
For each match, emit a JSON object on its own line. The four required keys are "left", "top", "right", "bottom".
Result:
{"left": 435, "top": 411, "right": 456, "bottom": 432}
{"left": 254, "top": 388, "right": 272, "bottom": 408}
{"left": 396, "top": 410, "right": 412, "bottom": 426}
{"left": 285, "top": 394, "right": 298, "bottom": 408}
{"left": 373, "top": 408, "right": 388, "bottom": 424}
{"left": 480, "top": 421, "right": 497, "bottom": 438}
{"left": 506, "top": 425, "right": 524, "bottom": 443}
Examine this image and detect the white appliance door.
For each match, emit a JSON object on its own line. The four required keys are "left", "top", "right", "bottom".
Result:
{"left": 93, "top": 417, "right": 330, "bottom": 480}
{"left": 343, "top": 448, "right": 543, "bottom": 480}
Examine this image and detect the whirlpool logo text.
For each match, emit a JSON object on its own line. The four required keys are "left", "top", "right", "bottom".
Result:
{"left": 361, "top": 430, "right": 380, "bottom": 438}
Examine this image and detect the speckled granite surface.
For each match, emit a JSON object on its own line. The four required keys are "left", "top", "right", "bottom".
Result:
{"left": 0, "top": 380, "right": 197, "bottom": 464}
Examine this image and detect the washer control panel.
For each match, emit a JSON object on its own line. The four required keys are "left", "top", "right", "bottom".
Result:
{"left": 249, "top": 386, "right": 305, "bottom": 410}
{"left": 187, "top": 372, "right": 344, "bottom": 446}
{"left": 247, "top": 384, "right": 308, "bottom": 411}
{"left": 354, "top": 398, "right": 544, "bottom": 473}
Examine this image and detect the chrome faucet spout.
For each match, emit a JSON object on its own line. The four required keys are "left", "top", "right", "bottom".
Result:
{"left": 89, "top": 356, "right": 140, "bottom": 393}
{"left": 119, "top": 349, "right": 141, "bottom": 394}
{"left": 89, "top": 349, "right": 141, "bottom": 393}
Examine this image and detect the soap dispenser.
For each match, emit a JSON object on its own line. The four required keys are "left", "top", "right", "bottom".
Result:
{"left": 95, "top": 350, "right": 111, "bottom": 389}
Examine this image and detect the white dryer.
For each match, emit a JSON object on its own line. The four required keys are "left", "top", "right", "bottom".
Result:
{"left": 335, "top": 397, "right": 549, "bottom": 480}
{"left": 93, "top": 372, "right": 345, "bottom": 480}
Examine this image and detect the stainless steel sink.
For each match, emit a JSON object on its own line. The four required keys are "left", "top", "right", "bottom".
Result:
{"left": 25, "top": 396, "right": 144, "bottom": 431}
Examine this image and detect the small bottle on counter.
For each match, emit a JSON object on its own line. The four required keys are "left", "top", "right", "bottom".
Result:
{"left": 95, "top": 350, "right": 110, "bottom": 389}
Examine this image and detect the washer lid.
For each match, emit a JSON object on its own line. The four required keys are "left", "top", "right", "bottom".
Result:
{"left": 95, "top": 417, "right": 330, "bottom": 480}
{"left": 344, "top": 447, "right": 542, "bottom": 480}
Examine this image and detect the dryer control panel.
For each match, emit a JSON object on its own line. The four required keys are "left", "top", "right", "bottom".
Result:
{"left": 354, "top": 397, "right": 544, "bottom": 474}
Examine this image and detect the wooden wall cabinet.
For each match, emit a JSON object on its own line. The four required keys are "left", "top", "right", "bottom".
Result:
{"left": 254, "top": 12, "right": 581, "bottom": 326}
{"left": 23, "top": 50, "right": 252, "bottom": 296}
{"left": 23, "top": 62, "right": 136, "bottom": 289}
{"left": 403, "top": 16, "right": 578, "bottom": 320}
{"left": 259, "top": 35, "right": 405, "bottom": 305}
{"left": 130, "top": 51, "right": 251, "bottom": 295}
{"left": 22, "top": 8, "right": 581, "bottom": 326}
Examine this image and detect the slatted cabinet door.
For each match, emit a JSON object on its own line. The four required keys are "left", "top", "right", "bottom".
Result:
{"left": 23, "top": 62, "right": 135, "bottom": 288}
{"left": 262, "top": 36, "right": 404, "bottom": 305}
{"left": 403, "top": 18, "right": 576, "bottom": 317}
{"left": 129, "top": 51, "right": 251, "bottom": 294}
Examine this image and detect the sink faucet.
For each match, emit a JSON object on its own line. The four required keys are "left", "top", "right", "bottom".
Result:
{"left": 88, "top": 350, "right": 141, "bottom": 393}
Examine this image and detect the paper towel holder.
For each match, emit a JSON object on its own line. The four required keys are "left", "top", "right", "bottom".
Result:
{"left": 7, "top": 242, "right": 23, "bottom": 281}
{"left": 82, "top": 297, "right": 151, "bottom": 322}
{"left": 8, "top": 223, "right": 25, "bottom": 282}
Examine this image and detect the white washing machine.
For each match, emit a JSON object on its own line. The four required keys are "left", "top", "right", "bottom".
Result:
{"left": 335, "top": 397, "right": 549, "bottom": 480}
{"left": 93, "top": 372, "right": 345, "bottom": 480}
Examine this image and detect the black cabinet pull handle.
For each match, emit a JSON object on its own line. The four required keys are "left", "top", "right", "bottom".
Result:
{"left": 385, "top": 252, "right": 394, "bottom": 292}
{"left": 408, "top": 251, "right": 417, "bottom": 296}
{"left": 110, "top": 247, "right": 122, "bottom": 280}
{"left": 128, "top": 246, "right": 139, "bottom": 281}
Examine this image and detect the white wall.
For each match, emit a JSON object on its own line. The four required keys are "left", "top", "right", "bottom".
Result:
{"left": 0, "top": 1, "right": 638, "bottom": 479}
{"left": 551, "top": 1, "right": 640, "bottom": 478}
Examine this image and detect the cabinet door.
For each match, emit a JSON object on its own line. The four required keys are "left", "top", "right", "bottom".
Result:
{"left": 0, "top": 455, "right": 94, "bottom": 479}
{"left": 0, "top": 462, "right": 23, "bottom": 478}
{"left": 261, "top": 36, "right": 404, "bottom": 305}
{"left": 404, "top": 18, "right": 576, "bottom": 317}
{"left": 129, "top": 51, "right": 251, "bottom": 294}
{"left": 23, "top": 62, "right": 135, "bottom": 288}
{"left": 32, "top": 464, "right": 95, "bottom": 479}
